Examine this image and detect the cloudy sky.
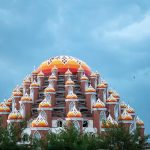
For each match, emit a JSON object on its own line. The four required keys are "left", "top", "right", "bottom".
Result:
{"left": 0, "top": 0, "right": 150, "bottom": 134}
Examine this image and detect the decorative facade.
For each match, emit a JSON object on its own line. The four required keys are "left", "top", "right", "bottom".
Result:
{"left": 0, "top": 56, "right": 144, "bottom": 141}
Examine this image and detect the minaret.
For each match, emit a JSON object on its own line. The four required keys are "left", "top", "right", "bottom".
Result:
{"left": 65, "top": 75, "right": 75, "bottom": 96}
{"left": 80, "top": 74, "right": 89, "bottom": 93}
{"left": 31, "top": 68, "right": 38, "bottom": 82}
{"left": 38, "top": 97, "right": 53, "bottom": 127}
{"left": 136, "top": 116, "right": 145, "bottom": 138}
{"left": 90, "top": 72, "right": 97, "bottom": 89}
{"left": 12, "top": 88, "right": 23, "bottom": 110}
{"left": 31, "top": 112, "right": 49, "bottom": 139}
{"left": 51, "top": 65, "right": 58, "bottom": 78}
{"left": 20, "top": 93, "right": 33, "bottom": 120}
{"left": 30, "top": 80, "right": 39, "bottom": 104}
{"left": 106, "top": 94, "right": 118, "bottom": 119}
{"left": 64, "top": 69, "right": 72, "bottom": 82}
{"left": 85, "top": 85, "right": 96, "bottom": 109}
{"left": 44, "top": 83, "right": 56, "bottom": 106}
{"left": 92, "top": 99, "right": 106, "bottom": 133}
{"left": 0, "top": 102, "right": 11, "bottom": 128}
{"left": 95, "top": 71, "right": 100, "bottom": 85}
{"left": 48, "top": 72, "right": 57, "bottom": 90}
{"left": 119, "top": 109, "right": 133, "bottom": 132}
{"left": 97, "top": 82, "right": 107, "bottom": 102}
{"left": 37, "top": 71, "right": 45, "bottom": 87}
{"left": 66, "top": 105, "right": 83, "bottom": 132}
{"left": 23, "top": 76, "right": 31, "bottom": 95}
{"left": 77, "top": 65, "right": 84, "bottom": 81}
{"left": 65, "top": 90, "right": 78, "bottom": 115}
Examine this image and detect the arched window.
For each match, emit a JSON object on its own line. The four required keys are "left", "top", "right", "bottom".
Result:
{"left": 69, "top": 102, "right": 75, "bottom": 111}
{"left": 33, "top": 131, "right": 41, "bottom": 140}
{"left": 73, "top": 121, "right": 80, "bottom": 130}
{"left": 83, "top": 120, "right": 88, "bottom": 127}
{"left": 22, "top": 133, "right": 29, "bottom": 142}
{"left": 57, "top": 120, "right": 63, "bottom": 127}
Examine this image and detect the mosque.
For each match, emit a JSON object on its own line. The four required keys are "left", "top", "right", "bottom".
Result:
{"left": 0, "top": 55, "right": 144, "bottom": 141}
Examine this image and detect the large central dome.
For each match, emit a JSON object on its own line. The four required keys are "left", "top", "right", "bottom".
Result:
{"left": 37, "top": 56, "right": 91, "bottom": 75}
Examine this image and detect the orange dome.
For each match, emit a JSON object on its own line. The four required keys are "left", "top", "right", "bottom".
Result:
{"left": 65, "top": 76, "right": 75, "bottom": 85}
{"left": 0, "top": 103, "right": 10, "bottom": 113}
{"left": 31, "top": 113, "right": 48, "bottom": 127}
{"left": 30, "top": 80, "right": 39, "bottom": 87}
{"left": 120, "top": 101, "right": 128, "bottom": 109}
{"left": 49, "top": 73, "right": 57, "bottom": 80}
{"left": 23, "top": 78, "right": 31, "bottom": 84}
{"left": 90, "top": 72, "right": 97, "bottom": 78}
{"left": 39, "top": 99, "right": 52, "bottom": 108}
{"left": 136, "top": 116, "right": 144, "bottom": 126}
{"left": 44, "top": 86, "right": 55, "bottom": 93}
{"left": 126, "top": 105, "right": 135, "bottom": 114}
{"left": 65, "top": 69, "right": 72, "bottom": 75}
{"left": 37, "top": 71, "right": 44, "bottom": 77}
{"left": 80, "top": 74, "right": 88, "bottom": 81}
{"left": 67, "top": 106, "right": 82, "bottom": 118}
{"left": 93, "top": 99, "right": 105, "bottom": 108}
{"left": 119, "top": 109, "right": 133, "bottom": 121}
{"left": 106, "top": 94, "right": 118, "bottom": 103}
{"left": 37, "top": 56, "right": 91, "bottom": 76}
{"left": 8, "top": 109, "right": 23, "bottom": 120}
{"left": 66, "top": 93, "right": 78, "bottom": 99}
{"left": 112, "top": 92, "right": 120, "bottom": 99}
{"left": 97, "top": 83, "right": 107, "bottom": 89}
{"left": 32, "top": 69, "right": 38, "bottom": 75}
{"left": 85, "top": 85, "right": 96, "bottom": 93}
{"left": 13, "top": 90, "right": 23, "bottom": 97}
{"left": 21, "top": 93, "right": 32, "bottom": 101}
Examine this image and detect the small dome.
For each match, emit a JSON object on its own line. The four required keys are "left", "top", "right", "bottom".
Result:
{"left": 8, "top": 109, "right": 23, "bottom": 120}
{"left": 80, "top": 74, "right": 88, "bottom": 80}
{"left": 65, "top": 69, "right": 72, "bottom": 75}
{"left": 44, "top": 84, "right": 55, "bottom": 93}
{"left": 4, "top": 100, "right": 11, "bottom": 107}
{"left": 67, "top": 106, "right": 82, "bottom": 118}
{"left": 106, "top": 94, "right": 118, "bottom": 103}
{"left": 7, "top": 97, "right": 12, "bottom": 103}
{"left": 112, "top": 91, "right": 120, "bottom": 99}
{"left": 93, "top": 99, "right": 105, "bottom": 108}
{"left": 13, "top": 89, "right": 23, "bottom": 97}
{"left": 119, "top": 109, "right": 133, "bottom": 121}
{"left": 66, "top": 92, "right": 78, "bottom": 99}
{"left": 90, "top": 72, "right": 97, "bottom": 78}
{"left": 0, "top": 103, "right": 10, "bottom": 113}
{"left": 78, "top": 65, "right": 84, "bottom": 72}
{"left": 49, "top": 73, "right": 57, "bottom": 80}
{"left": 108, "top": 89, "right": 114, "bottom": 95}
{"left": 30, "top": 80, "right": 39, "bottom": 87}
{"left": 21, "top": 93, "right": 32, "bottom": 101}
{"left": 65, "top": 76, "right": 75, "bottom": 85}
{"left": 126, "top": 105, "right": 135, "bottom": 114}
{"left": 31, "top": 113, "right": 48, "bottom": 127}
{"left": 101, "top": 114, "right": 118, "bottom": 128}
{"left": 39, "top": 98, "right": 52, "bottom": 109}
{"left": 37, "top": 71, "right": 44, "bottom": 77}
{"left": 136, "top": 116, "right": 144, "bottom": 126}
{"left": 97, "top": 83, "right": 107, "bottom": 89}
{"left": 32, "top": 69, "right": 38, "bottom": 75}
{"left": 120, "top": 101, "right": 128, "bottom": 109}
{"left": 23, "top": 77, "right": 31, "bottom": 84}
{"left": 85, "top": 85, "right": 96, "bottom": 93}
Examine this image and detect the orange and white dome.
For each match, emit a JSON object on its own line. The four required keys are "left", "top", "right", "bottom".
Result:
{"left": 66, "top": 92, "right": 78, "bottom": 100}
{"left": 101, "top": 114, "right": 118, "bottom": 128}
{"left": 65, "top": 69, "right": 72, "bottom": 76}
{"left": 67, "top": 106, "right": 82, "bottom": 118}
{"left": 136, "top": 116, "right": 144, "bottom": 127}
{"left": 90, "top": 72, "right": 97, "bottom": 78}
{"left": 8, "top": 109, "right": 23, "bottom": 120}
{"left": 23, "top": 77, "right": 31, "bottom": 84}
{"left": 120, "top": 101, "right": 128, "bottom": 109}
{"left": 21, "top": 93, "right": 32, "bottom": 101}
{"left": 49, "top": 72, "right": 57, "bottom": 80}
{"left": 93, "top": 98, "right": 106, "bottom": 109}
{"left": 32, "top": 69, "right": 38, "bottom": 75}
{"left": 65, "top": 76, "right": 75, "bottom": 85}
{"left": 112, "top": 91, "right": 120, "bottom": 99}
{"left": 44, "top": 84, "right": 55, "bottom": 93}
{"left": 13, "top": 89, "right": 23, "bottom": 97}
{"left": 85, "top": 85, "right": 96, "bottom": 93}
{"left": 31, "top": 113, "right": 48, "bottom": 127}
{"left": 39, "top": 98, "right": 52, "bottom": 109}
{"left": 30, "top": 80, "right": 39, "bottom": 87}
{"left": 119, "top": 109, "right": 133, "bottom": 121}
{"left": 97, "top": 83, "right": 107, "bottom": 89}
{"left": 37, "top": 56, "right": 91, "bottom": 76}
{"left": 126, "top": 105, "right": 135, "bottom": 114}
{"left": 80, "top": 74, "right": 88, "bottom": 81}
{"left": 37, "top": 71, "right": 44, "bottom": 77}
{"left": 0, "top": 103, "right": 11, "bottom": 113}
{"left": 106, "top": 94, "right": 118, "bottom": 103}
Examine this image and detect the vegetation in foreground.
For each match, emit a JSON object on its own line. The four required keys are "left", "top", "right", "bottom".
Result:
{"left": 0, "top": 124, "right": 149, "bottom": 150}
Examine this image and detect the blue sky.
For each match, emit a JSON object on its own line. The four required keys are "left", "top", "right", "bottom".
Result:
{"left": 0, "top": 0, "right": 150, "bottom": 134}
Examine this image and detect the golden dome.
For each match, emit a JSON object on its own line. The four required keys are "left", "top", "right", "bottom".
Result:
{"left": 67, "top": 106, "right": 82, "bottom": 118}
{"left": 119, "top": 109, "right": 133, "bottom": 121}
{"left": 80, "top": 74, "right": 88, "bottom": 80}
{"left": 85, "top": 85, "right": 96, "bottom": 93}
{"left": 21, "top": 93, "right": 32, "bottom": 101}
{"left": 37, "top": 56, "right": 91, "bottom": 75}
{"left": 8, "top": 109, "right": 23, "bottom": 120}
{"left": 93, "top": 99, "right": 105, "bottom": 108}
{"left": 136, "top": 116, "right": 144, "bottom": 126}
{"left": 65, "top": 76, "right": 75, "bottom": 85}
{"left": 90, "top": 72, "right": 97, "bottom": 78}
{"left": 66, "top": 93, "right": 78, "bottom": 99}
{"left": 13, "top": 89, "right": 23, "bottom": 97}
{"left": 49, "top": 73, "right": 57, "bottom": 80}
{"left": 30, "top": 80, "right": 39, "bottom": 87}
{"left": 126, "top": 105, "right": 135, "bottom": 114}
{"left": 44, "top": 85, "right": 55, "bottom": 93}
{"left": 112, "top": 91, "right": 120, "bottom": 99}
{"left": 0, "top": 103, "right": 11, "bottom": 113}
{"left": 37, "top": 71, "right": 44, "bottom": 77}
{"left": 32, "top": 69, "right": 38, "bottom": 75}
{"left": 97, "top": 83, "right": 107, "bottom": 89}
{"left": 120, "top": 101, "right": 128, "bottom": 109}
{"left": 31, "top": 113, "right": 48, "bottom": 127}
{"left": 106, "top": 94, "right": 118, "bottom": 103}
{"left": 39, "top": 99, "right": 52, "bottom": 109}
